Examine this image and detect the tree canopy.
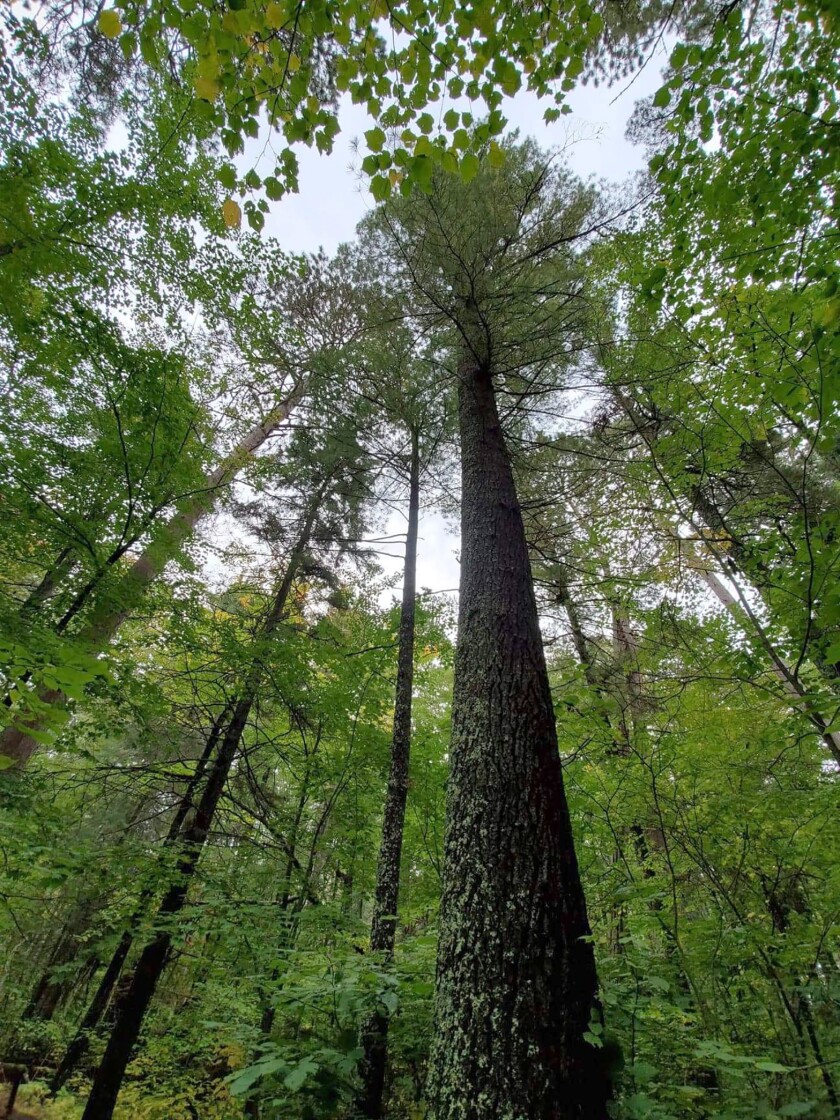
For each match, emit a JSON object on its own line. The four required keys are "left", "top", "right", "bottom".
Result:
{"left": 1, "top": 0, "right": 838, "bottom": 1118}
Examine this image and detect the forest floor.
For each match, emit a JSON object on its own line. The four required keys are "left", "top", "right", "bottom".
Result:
{"left": 0, "top": 1086, "right": 42, "bottom": 1120}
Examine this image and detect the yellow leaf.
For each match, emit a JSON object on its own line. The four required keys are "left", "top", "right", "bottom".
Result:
{"left": 287, "top": 53, "right": 300, "bottom": 72}
{"left": 196, "top": 52, "right": 221, "bottom": 78}
{"left": 265, "top": 1, "right": 285, "bottom": 28}
{"left": 816, "top": 296, "right": 840, "bottom": 328}
{"left": 98, "top": 9, "right": 122, "bottom": 37}
{"left": 223, "top": 7, "right": 256, "bottom": 32}
{"left": 194, "top": 75, "right": 221, "bottom": 101}
{"left": 222, "top": 199, "right": 242, "bottom": 229}
{"left": 487, "top": 141, "right": 505, "bottom": 169}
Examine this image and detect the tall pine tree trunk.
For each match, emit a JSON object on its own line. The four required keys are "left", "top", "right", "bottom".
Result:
{"left": 427, "top": 339, "right": 608, "bottom": 1120}
{"left": 356, "top": 429, "right": 420, "bottom": 1118}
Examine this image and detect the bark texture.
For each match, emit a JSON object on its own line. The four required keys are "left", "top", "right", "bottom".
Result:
{"left": 427, "top": 346, "right": 608, "bottom": 1120}
{"left": 356, "top": 431, "right": 421, "bottom": 1118}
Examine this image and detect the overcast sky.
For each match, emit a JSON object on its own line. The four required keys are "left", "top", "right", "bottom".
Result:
{"left": 239, "top": 51, "right": 670, "bottom": 603}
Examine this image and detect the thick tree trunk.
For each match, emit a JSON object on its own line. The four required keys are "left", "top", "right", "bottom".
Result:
{"left": 0, "top": 384, "right": 305, "bottom": 769}
{"left": 80, "top": 497, "right": 320, "bottom": 1120}
{"left": 356, "top": 430, "right": 420, "bottom": 1118}
{"left": 427, "top": 342, "right": 608, "bottom": 1120}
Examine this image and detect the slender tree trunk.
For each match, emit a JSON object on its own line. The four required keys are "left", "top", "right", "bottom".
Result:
{"left": 79, "top": 697, "right": 252, "bottom": 1120}
{"left": 80, "top": 496, "right": 320, "bottom": 1120}
{"left": 20, "top": 896, "right": 104, "bottom": 1026}
{"left": 254, "top": 777, "right": 311, "bottom": 1043}
{"left": 427, "top": 339, "right": 608, "bottom": 1120}
{"left": 24, "top": 928, "right": 81, "bottom": 1022}
{"left": 50, "top": 931, "right": 133, "bottom": 1094}
{"left": 554, "top": 567, "right": 595, "bottom": 681}
{"left": 49, "top": 707, "right": 229, "bottom": 1094}
{"left": 83, "top": 385, "right": 306, "bottom": 647}
{"left": 763, "top": 877, "right": 840, "bottom": 1113}
{"left": 18, "top": 548, "right": 77, "bottom": 619}
{"left": 356, "top": 429, "right": 420, "bottom": 1119}
{"left": 0, "top": 384, "right": 306, "bottom": 769}
{"left": 613, "top": 387, "right": 840, "bottom": 706}
{"left": 3, "top": 1072, "right": 23, "bottom": 1119}
{"left": 677, "top": 534, "right": 840, "bottom": 765}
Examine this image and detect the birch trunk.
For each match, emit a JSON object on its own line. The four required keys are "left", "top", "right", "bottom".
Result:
{"left": 0, "top": 385, "right": 305, "bottom": 769}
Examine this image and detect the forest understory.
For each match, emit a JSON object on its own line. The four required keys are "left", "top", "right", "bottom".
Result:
{"left": 1, "top": 0, "right": 838, "bottom": 1116}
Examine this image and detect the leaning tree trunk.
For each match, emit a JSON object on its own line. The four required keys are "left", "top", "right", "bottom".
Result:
{"left": 427, "top": 339, "right": 609, "bottom": 1120}
{"left": 675, "top": 534, "right": 840, "bottom": 766}
{"left": 356, "top": 428, "right": 420, "bottom": 1119}
{"left": 79, "top": 696, "right": 252, "bottom": 1120}
{"left": 49, "top": 705, "right": 230, "bottom": 1095}
{"left": 80, "top": 497, "right": 320, "bottom": 1120}
{"left": 0, "top": 383, "right": 306, "bottom": 769}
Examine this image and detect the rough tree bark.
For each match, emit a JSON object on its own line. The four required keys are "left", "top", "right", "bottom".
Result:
{"left": 426, "top": 336, "right": 608, "bottom": 1120}
{"left": 0, "top": 384, "right": 306, "bottom": 769}
{"left": 80, "top": 495, "right": 320, "bottom": 1120}
{"left": 356, "top": 428, "right": 420, "bottom": 1118}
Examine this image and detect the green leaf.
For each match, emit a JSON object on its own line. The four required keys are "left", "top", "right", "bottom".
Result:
{"left": 459, "top": 152, "right": 480, "bottom": 183}
{"left": 264, "top": 176, "right": 284, "bottom": 201}
{"left": 487, "top": 141, "right": 505, "bottom": 169}
{"left": 370, "top": 174, "right": 391, "bottom": 202}
{"left": 98, "top": 9, "right": 122, "bottom": 37}
{"left": 227, "top": 1057, "right": 287, "bottom": 1095}
{"left": 284, "top": 1057, "right": 318, "bottom": 1091}
{"left": 218, "top": 164, "right": 237, "bottom": 190}
{"left": 647, "top": 976, "right": 671, "bottom": 992}
{"left": 653, "top": 86, "right": 671, "bottom": 108}
{"left": 365, "top": 127, "right": 386, "bottom": 152}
